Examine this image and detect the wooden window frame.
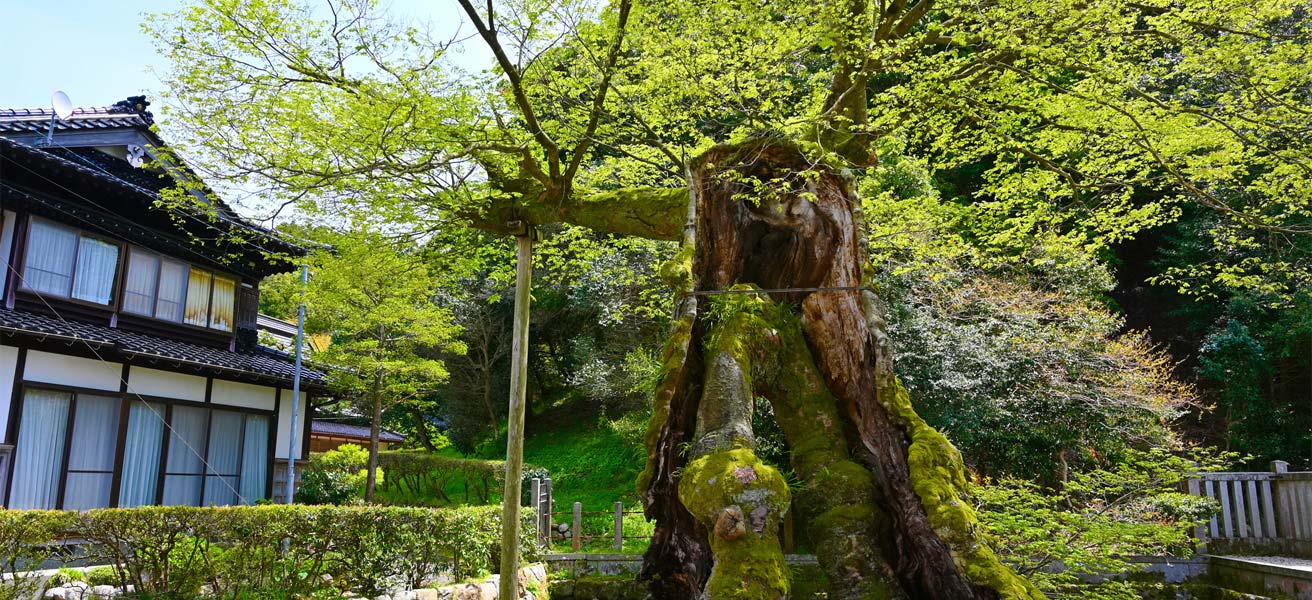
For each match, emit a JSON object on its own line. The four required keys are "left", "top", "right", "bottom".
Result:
{"left": 18, "top": 217, "right": 126, "bottom": 311}
{"left": 121, "top": 245, "right": 241, "bottom": 335}
{"left": 3, "top": 380, "right": 274, "bottom": 509}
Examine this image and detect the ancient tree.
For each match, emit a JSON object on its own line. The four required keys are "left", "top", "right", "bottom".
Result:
{"left": 149, "top": 0, "right": 1310, "bottom": 597}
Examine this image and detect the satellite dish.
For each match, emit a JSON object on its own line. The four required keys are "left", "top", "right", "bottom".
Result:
{"left": 51, "top": 91, "right": 73, "bottom": 120}
{"left": 126, "top": 144, "right": 147, "bottom": 168}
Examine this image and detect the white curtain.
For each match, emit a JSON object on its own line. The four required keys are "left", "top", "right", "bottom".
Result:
{"left": 119, "top": 401, "right": 164, "bottom": 507}
{"left": 71, "top": 237, "right": 120, "bottom": 305}
{"left": 9, "top": 389, "right": 71, "bottom": 509}
{"left": 63, "top": 395, "right": 121, "bottom": 510}
{"left": 209, "top": 276, "right": 236, "bottom": 331}
{"left": 23, "top": 219, "right": 76, "bottom": 297}
{"left": 184, "top": 268, "right": 212, "bottom": 327}
{"left": 202, "top": 410, "right": 242, "bottom": 506}
{"left": 155, "top": 259, "right": 187, "bottom": 322}
{"left": 239, "top": 415, "right": 269, "bottom": 504}
{"left": 163, "top": 406, "right": 207, "bottom": 506}
{"left": 123, "top": 249, "right": 160, "bottom": 316}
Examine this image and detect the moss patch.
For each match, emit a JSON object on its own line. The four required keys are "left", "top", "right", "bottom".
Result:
{"left": 679, "top": 448, "right": 791, "bottom": 599}
{"left": 881, "top": 378, "right": 1046, "bottom": 600}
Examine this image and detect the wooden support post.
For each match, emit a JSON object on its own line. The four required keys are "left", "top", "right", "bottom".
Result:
{"left": 615, "top": 501, "right": 624, "bottom": 551}
{"left": 531, "top": 478, "right": 543, "bottom": 545}
{"left": 573, "top": 502, "right": 583, "bottom": 552}
{"left": 499, "top": 223, "right": 535, "bottom": 600}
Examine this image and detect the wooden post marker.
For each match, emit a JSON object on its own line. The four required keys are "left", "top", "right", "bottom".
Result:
{"left": 573, "top": 502, "right": 583, "bottom": 552}
{"left": 499, "top": 222, "right": 536, "bottom": 600}
{"left": 614, "top": 501, "right": 624, "bottom": 551}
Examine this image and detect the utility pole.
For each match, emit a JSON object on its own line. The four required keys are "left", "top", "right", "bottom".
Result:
{"left": 285, "top": 264, "right": 308, "bottom": 504}
{"left": 500, "top": 221, "right": 535, "bottom": 599}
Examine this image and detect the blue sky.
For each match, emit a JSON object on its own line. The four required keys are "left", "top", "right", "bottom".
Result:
{"left": 0, "top": 0, "right": 486, "bottom": 110}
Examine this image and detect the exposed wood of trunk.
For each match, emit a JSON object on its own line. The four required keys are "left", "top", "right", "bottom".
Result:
{"left": 638, "top": 180, "right": 713, "bottom": 597}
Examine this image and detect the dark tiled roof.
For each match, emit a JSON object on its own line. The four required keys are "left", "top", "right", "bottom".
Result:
{"left": 312, "top": 420, "right": 405, "bottom": 443}
{"left": 42, "top": 146, "right": 175, "bottom": 194}
{"left": 0, "top": 307, "right": 327, "bottom": 388}
{"left": 0, "top": 102, "right": 153, "bottom": 134}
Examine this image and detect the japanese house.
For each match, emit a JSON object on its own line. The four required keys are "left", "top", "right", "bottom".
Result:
{"left": 0, "top": 96, "right": 326, "bottom": 509}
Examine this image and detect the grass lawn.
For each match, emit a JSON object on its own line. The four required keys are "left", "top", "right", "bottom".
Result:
{"left": 378, "top": 401, "right": 655, "bottom": 553}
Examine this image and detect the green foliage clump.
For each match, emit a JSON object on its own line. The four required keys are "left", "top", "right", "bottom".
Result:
{"left": 2, "top": 504, "right": 536, "bottom": 599}
{"left": 84, "top": 566, "right": 120, "bottom": 588}
{"left": 862, "top": 150, "right": 1193, "bottom": 480}
{"left": 296, "top": 444, "right": 377, "bottom": 505}
{"left": 0, "top": 510, "right": 76, "bottom": 600}
{"left": 47, "top": 567, "right": 86, "bottom": 586}
{"left": 377, "top": 450, "right": 517, "bottom": 505}
{"left": 975, "top": 448, "right": 1231, "bottom": 600}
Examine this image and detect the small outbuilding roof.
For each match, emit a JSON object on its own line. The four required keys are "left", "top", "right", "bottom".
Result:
{"left": 311, "top": 419, "right": 406, "bottom": 443}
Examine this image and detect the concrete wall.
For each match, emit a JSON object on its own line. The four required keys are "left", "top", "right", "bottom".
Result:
{"left": 211, "top": 379, "right": 277, "bottom": 411}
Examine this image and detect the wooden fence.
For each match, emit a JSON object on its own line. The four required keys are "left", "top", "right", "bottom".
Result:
{"left": 528, "top": 477, "right": 799, "bottom": 553}
{"left": 528, "top": 477, "right": 646, "bottom": 551}
{"left": 1187, "top": 460, "right": 1312, "bottom": 558}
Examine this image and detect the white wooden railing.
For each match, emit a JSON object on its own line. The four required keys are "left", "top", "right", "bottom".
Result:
{"left": 1188, "top": 460, "right": 1312, "bottom": 556}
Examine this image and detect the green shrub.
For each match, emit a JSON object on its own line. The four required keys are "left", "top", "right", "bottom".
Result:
{"left": 3, "top": 504, "right": 538, "bottom": 599}
{"left": 0, "top": 510, "right": 76, "bottom": 600}
{"left": 297, "top": 444, "right": 379, "bottom": 505}
{"left": 378, "top": 451, "right": 525, "bottom": 505}
{"left": 975, "top": 448, "right": 1231, "bottom": 600}
{"left": 48, "top": 567, "right": 85, "bottom": 586}
{"left": 84, "top": 566, "right": 119, "bottom": 588}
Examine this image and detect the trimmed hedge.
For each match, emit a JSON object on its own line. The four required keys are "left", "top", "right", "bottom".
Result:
{"left": 379, "top": 451, "right": 533, "bottom": 505}
{"left": 1, "top": 504, "right": 539, "bottom": 599}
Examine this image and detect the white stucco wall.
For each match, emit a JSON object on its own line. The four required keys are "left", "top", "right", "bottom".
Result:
{"left": 127, "top": 367, "right": 207, "bottom": 403}
{"left": 274, "top": 389, "right": 308, "bottom": 459}
{"left": 24, "top": 351, "right": 121, "bottom": 391}
{"left": 211, "top": 379, "right": 276, "bottom": 411}
{"left": 0, "top": 345, "right": 18, "bottom": 441}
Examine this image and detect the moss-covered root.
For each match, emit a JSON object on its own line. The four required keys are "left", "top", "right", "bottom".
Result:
{"left": 880, "top": 378, "right": 1047, "bottom": 600}
{"left": 767, "top": 312, "right": 903, "bottom": 600}
{"left": 679, "top": 448, "right": 792, "bottom": 600}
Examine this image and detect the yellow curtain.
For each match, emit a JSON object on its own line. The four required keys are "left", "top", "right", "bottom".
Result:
{"left": 210, "top": 276, "right": 235, "bottom": 331}
{"left": 184, "top": 268, "right": 212, "bottom": 327}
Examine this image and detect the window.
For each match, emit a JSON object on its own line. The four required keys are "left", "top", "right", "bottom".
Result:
{"left": 122, "top": 246, "right": 236, "bottom": 332}
{"left": 8, "top": 389, "right": 121, "bottom": 510}
{"left": 161, "top": 406, "right": 268, "bottom": 507}
{"left": 21, "top": 218, "right": 120, "bottom": 305}
{"left": 8, "top": 389, "right": 271, "bottom": 509}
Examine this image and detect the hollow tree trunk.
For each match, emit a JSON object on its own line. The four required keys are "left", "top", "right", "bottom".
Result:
{"left": 639, "top": 140, "right": 1045, "bottom": 600}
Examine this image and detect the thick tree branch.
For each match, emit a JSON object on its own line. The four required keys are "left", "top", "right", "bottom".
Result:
{"left": 456, "top": 0, "right": 561, "bottom": 181}
{"left": 465, "top": 186, "right": 687, "bottom": 240}
{"left": 562, "top": 0, "right": 633, "bottom": 186}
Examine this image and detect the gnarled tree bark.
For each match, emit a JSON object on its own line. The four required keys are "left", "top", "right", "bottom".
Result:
{"left": 636, "top": 139, "right": 1045, "bottom": 600}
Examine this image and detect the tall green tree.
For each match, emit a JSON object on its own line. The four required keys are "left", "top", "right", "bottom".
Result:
{"left": 147, "top": 0, "right": 1310, "bottom": 597}
{"left": 277, "top": 226, "right": 464, "bottom": 501}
